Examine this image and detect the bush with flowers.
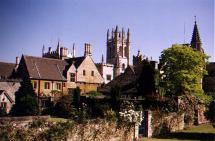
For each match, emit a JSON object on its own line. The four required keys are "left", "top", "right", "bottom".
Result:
{"left": 119, "top": 101, "right": 143, "bottom": 126}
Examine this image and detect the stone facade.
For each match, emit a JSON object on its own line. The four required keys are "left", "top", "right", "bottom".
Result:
{"left": 0, "top": 90, "right": 14, "bottom": 113}
{"left": 0, "top": 81, "right": 20, "bottom": 113}
{"left": 96, "top": 26, "right": 131, "bottom": 83}
{"left": 72, "top": 55, "right": 104, "bottom": 93}
{"left": 107, "top": 26, "right": 130, "bottom": 77}
{"left": 96, "top": 62, "right": 114, "bottom": 84}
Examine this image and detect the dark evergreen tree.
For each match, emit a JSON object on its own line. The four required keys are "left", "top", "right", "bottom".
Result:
{"left": 10, "top": 80, "right": 39, "bottom": 116}
{"left": 137, "top": 60, "right": 156, "bottom": 98}
{"left": 0, "top": 107, "right": 7, "bottom": 117}
{"left": 73, "top": 87, "right": 81, "bottom": 109}
{"left": 54, "top": 95, "right": 76, "bottom": 118}
{"left": 110, "top": 85, "right": 121, "bottom": 111}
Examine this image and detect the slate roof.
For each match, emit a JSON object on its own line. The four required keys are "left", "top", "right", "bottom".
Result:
{"left": 65, "top": 57, "right": 85, "bottom": 68}
{"left": 0, "top": 62, "right": 16, "bottom": 79}
{"left": 23, "top": 55, "right": 68, "bottom": 81}
{"left": 99, "top": 65, "right": 138, "bottom": 94}
{"left": 0, "top": 82, "right": 21, "bottom": 103}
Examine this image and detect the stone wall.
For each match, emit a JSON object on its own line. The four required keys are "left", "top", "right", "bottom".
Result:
{"left": 0, "top": 116, "right": 50, "bottom": 128}
{"left": 196, "top": 104, "right": 209, "bottom": 125}
{"left": 67, "top": 120, "right": 134, "bottom": 141}
{"left": 150, "top": 111, "right": 184, "bottom": 136}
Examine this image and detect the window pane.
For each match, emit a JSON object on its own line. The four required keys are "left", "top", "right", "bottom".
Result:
{"left": 70, "top": 73, "right": 75, "bottom": 82}
{"left": 106, "top": 75, "right": 111, "bottom": 80}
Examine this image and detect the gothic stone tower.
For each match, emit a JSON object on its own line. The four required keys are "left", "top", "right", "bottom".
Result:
{"left": 106, "top": 26, "right": 130, "bottom": 77}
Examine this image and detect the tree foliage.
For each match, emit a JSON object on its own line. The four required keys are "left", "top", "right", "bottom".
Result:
{"left": 10, "top": 80, "right": 39, "bottom": 116}
{"left": 160, "top": 44, "right": 208, "bottom": 101}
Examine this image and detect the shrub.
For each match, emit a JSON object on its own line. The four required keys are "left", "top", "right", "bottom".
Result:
{"left": 0, "top": 107, "right": 7, "bottom": 117}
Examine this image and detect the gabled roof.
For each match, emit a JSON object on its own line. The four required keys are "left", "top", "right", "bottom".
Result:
{"left": 0, "top": 90, "right": 14, "bottom": 103}
{"left": 99, "top": 65, "right": 137, "bottom": 93}
{"left": 0, "top": 62, "right": 16, "bottom": 79}
{"left": 23, "top": 55, "right": 68, "bottom": 81}
{"left": 65, "top": 57, "right": 85, "bottom": 68}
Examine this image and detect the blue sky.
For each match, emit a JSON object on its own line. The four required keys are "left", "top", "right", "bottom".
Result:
{"left": 0, "top": 0, "right": 214, "bottom": 63}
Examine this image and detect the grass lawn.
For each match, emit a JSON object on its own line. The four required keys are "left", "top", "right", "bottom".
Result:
{"left": 47, "top": 117, "right": 68, "bottom": 122}
{"left": 141, "top": 124, "right": 215, "bottom": 141}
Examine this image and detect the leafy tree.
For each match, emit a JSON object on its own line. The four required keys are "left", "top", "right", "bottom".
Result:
{"left": 159, "top": 44, "right": 208, "bottom": 100}
{"left": 159, "top": 44, "right": 211, "bottom": 125}
{"left": 137, "top": 59, "right": 156, "bottom": 98}
{"left": 10, "top": 80, "right": 39, "bottom": 116}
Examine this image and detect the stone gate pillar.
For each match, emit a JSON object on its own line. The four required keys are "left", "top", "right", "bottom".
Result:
{"left": 145, "top": 110, "right": 152, "bottom": 137}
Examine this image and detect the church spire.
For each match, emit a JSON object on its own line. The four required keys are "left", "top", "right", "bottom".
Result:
{"left": 190, "top": 16, "right": 202, "bottom": 52}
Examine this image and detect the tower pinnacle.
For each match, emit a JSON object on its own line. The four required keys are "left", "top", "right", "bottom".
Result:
{"left": 107, "top": 29, "right": 110, "bottom": 41}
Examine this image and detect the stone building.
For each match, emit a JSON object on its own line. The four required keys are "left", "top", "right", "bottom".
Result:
{"left": 96, "top": 26, "right": 130, "bottom": 83}
{"left": 0, "top": 90, "right": 14, "bottom": 113}
{"left": 96, "top": 55, "right": 114, "bottom": 84}
{"left": 0, "top": 60, "right": 21, "bottom": 113}
{"left": 17, "top": 43, "right": 104, "bottom": 107}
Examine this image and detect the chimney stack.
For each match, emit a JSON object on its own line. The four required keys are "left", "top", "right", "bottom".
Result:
{"left": 16, "top": 56, "right": 19, "bottom": 66}
{"left": 84, "top": 43, "right": 92, "bottom": 56}
{"left": 72, "top": 43, "right": 76, "bottom": 58}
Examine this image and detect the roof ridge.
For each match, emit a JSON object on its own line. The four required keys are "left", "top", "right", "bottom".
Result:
{"left": 23, "top": 55, "right": 65, "bottom": 62}
{"left": 34, "top": 62, "right": 41, "bottom": 78}
{"left": 56, "top": 64, "right": 65, "bottom": 80}
{"left": 0, "top": 62, "right": 16, "bottom": 65}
